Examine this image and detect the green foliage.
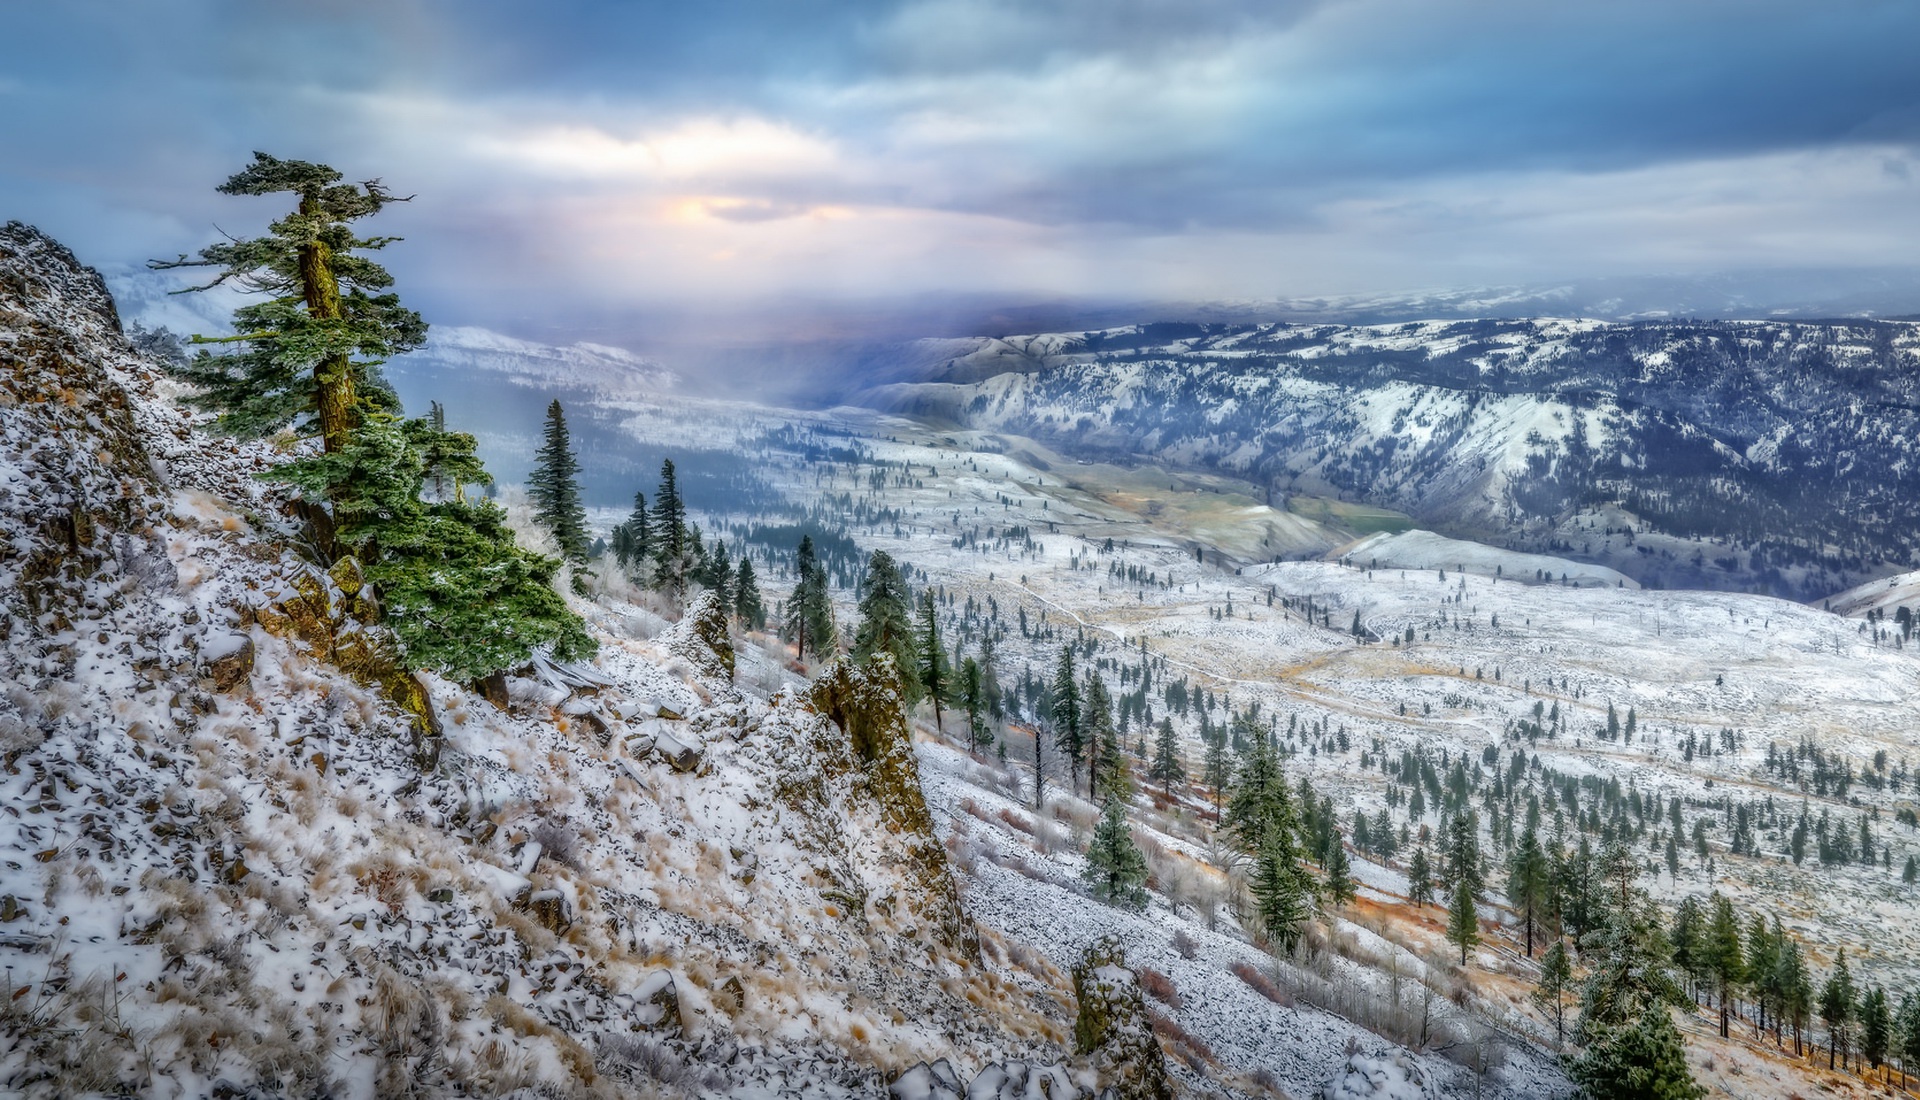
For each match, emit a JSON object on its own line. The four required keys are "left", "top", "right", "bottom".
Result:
{"left": 1223, "top": 735, "right": 1293, "bottom": 855}
{"left": 1050, "top": 646, "right": 1085, "bottom": 792}
{"left": 1407, "top": 845, "right": 1435, "bottom": 908}
{"left": 916, "top": 591, "right": 951, "bottom": 729}
{"left": 1322, "top": 829, "right": 1355, "bottom": 908}
{"left": 1567, "top": 1006, "right": 1705, "bottom": 1100}
{"left": 733, "top": 556, "right": 766, "bottom": 630}
{"left": 1534, "top": 939, "right": 1573, "bottom": 1042}
{"left": 152, "top": 152, "right": 424, "bottom": 448}
{"left": 529, "top": 400, "right": 590, "bottom": 564}
{"left": 1250, "top": 817, "right": 1311, "bottom": 953}
{"left": 650, "top": 459, "right": 688, "bottom": 595}
{"left": 1083, "top": 798, "right": 1148, "bottom": 910}
{"left": 784, "top": 535, "right": 834, "bottom": 659}
{"left": 612, "top": 491, "right": 649, "bottom": 575}
{"left": 272, "top": 414, "right": 593, "bottom": 679}
{"left": 853, "top": 551, "right": 917, "bottom": 701}
{"left": 1147, "top": 718, "right": 1185, "bottom": 796}
{"left": 960, "top": 656, "right": 992, "bottom": 751}
{"left": 1446, "top": 877, "right": 1479, "bottom": 965}
{"left": 1508, "top": 824, "right": 1550, "bottom": 956}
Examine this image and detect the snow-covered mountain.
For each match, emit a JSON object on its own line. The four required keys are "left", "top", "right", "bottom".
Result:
{"left": 862, "top": 317, "right": 1920, "bottom": 600}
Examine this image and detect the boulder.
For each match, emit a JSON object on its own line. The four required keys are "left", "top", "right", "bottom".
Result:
{"left": 629, "top": 969, "right": 685, "bottom": 1034}
{"left": 1321, "top": 1051, "right": 1431, "bottom": 1100}
{"left": 1071, "top": 940, "right": 1175, "bottom": 1100}
{"left": 889, "top": 1058, "right": 965, "bottom": 1100}
{"left": 201, "top": 632, "right": 254, "bottom": 693}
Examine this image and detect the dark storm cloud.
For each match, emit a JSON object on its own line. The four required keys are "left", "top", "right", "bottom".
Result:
{"left": 4, "top": 0, "right": 1919, "bottom": 326}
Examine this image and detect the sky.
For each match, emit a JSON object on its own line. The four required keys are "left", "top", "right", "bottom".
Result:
{"left": 6, "top": 0, "right": 1920, "bottom": 354}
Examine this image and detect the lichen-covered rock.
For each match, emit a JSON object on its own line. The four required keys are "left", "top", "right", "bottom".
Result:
{"left": 201, "top": 631, "right": 254, "bottom": 692}
{"left": 666, "top": 588, "right": 735, "bottom": 681}
{"left": 248, "top": 558, "right": 440, "bottom": 737}
{"left": 1071, "top": 940, "right": 1175, "bottom": 1100}
{"left": 808, "top": 654, "right": 978, "bottom": 961}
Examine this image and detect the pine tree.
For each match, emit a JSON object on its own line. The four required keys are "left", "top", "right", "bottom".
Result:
{"left": 1082, "top": 798, "right": 1148, "bottom": 910}
{"left": 1821, "top": 951, "right": 1855, "bottom": 1070}
{"left": 1535, "top": 939, "right": 1573, "bottom": 1042}
{"left": 1050, "top": 647, "right": 1085, "bottom": 795}
{"left": 1148, "top": 718, "right": 1185, "bottom": 797}
{"left": 853, "top": 551, "right": 917, "bottom": 700}
{"left": 1223, "top": 735, "right": 1292, "bottom": 854}
{"left": 1860, "top": 985, "right": 1892, "bottom": 1079}
{"left": 1778, "top": 939, "right": 1812, "bottom": 1056}
{"left": 1897, "top": 992, "right": 1920, "bottom": 1089}
{"left": 960, "top": 656, "right": 992, "bottom": 752}
{"left": 529, "top": 400, "right": 589, "bottom": 564}
{"left": 1446, "top": 877, "right": 1479, "bottom": 965}
{"left": 1085, "top": 674, "right": 1123, "bottom": 802}
{"left": 1508, "top": 823, "right": 1549, "bottom": 957}
{"left": 1408, "top": 845, "right": 1435, "bottom": 908}
{"left": 151, "top": 152, "right": 425, "bottom": 458}
{"left": 733, "top": 556, "right": 766, "bottom": 629}
{"left": 1202, "top": 726, "right": 1233, "bottom": 819}
{"left": 160, "top": 154, "right": 589, "bottom": 682}
{"left": 1704, "top": 892, "right": 1745, "bottom": 1039}
{"left": 1568, "top": 1006, "right": 1706, "bottom": 1100}
{"left": 650, "top": 459, "right": 688, "bottom": 595}
{"left": 1323, "top": 829, "right": 1355, "bottom": 907}
{"left": 1251, "top": 817, "right": 1311, "bottom": 953}
{"left": 916, "top": 591, "right": 950, "bottom": 731}
{"left": 700, "top": 538, "right": 733, "bottom": 609}
{"left": 613, "top": 490, "right": 649, "bottom": 575}
{"left": 784, "top": 535, "right": 833, "bottom": 659}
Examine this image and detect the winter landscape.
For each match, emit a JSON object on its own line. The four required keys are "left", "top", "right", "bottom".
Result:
{"left": 9, "top": 3, "right": 1920, "bottom": 1099}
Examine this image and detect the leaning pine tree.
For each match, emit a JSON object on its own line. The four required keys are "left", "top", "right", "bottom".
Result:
{"left": 153, "top": 153, "right": 592, "bottom": 682}
{"left": 529, "top": 399, "right": 590, "bottom": 564}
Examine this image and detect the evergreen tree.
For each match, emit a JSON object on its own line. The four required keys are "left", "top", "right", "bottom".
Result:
{"left": 1897, "top": 992, "right": 1920, "bottom": 1089}
{"left": 1147, "top": 718, "right": 1185, "bottom": 797}
{"left": 1568, "top": 1006, "right": 1706, "bottom": 1100}
{"left": 1669, "top": 897, "right": 1706, "bottom": 1003}
{"left": 960, "top": 656, "right": 992, "bottom": 752}
{"left": 852, "top": 550, "right": 917, "bottom": 700}
{"left": 1086, "top": 674, "right": 1125, "bottom": 802}
{"left": 1745, "top": 912, "right": 1778, "bottom": 1039}
{"left": 784, "top": 535, "right": 833, "bottom": 659}
{"left": 1446, "top": 877, "right": 1479, "bottom": 965}
{"left": 650, "top": 459, "right": 688, "bottom": 595}
{"left": 1535, "top": 939, "right": 1573, "bottom": 1042}
{"left": 1251, "top": 817, "right": 1311, "bottom": 953}
{"left": 733, "top": 556, "right": 766, "bottom": 629}
{"left": 697, "top": 538, "right": 733, "bottom": 608}
{"left": 916, "top": 591, "right": 951, "bottom": 731}
{"left": 612, "top": 490, "right": 650, "bottom": 575}
{"left": 276, "top": 414, "right": 593, "bottom": 679}
{"left": 1778, "top": 939, "right": 1813, "bottom": 1056}
{"left": 1223, "top": 735, "right": 1294, "bottom": 855}
{"left": 1860, "top": 985, "right": 1891, "bottom": 1079}
{"left": 1821, "top": 951, "right": 1855, "bottom": 1070}
{"left": 1050, "top": 647, "right": 1086, "bottom": 795}
{"left": 1082, "top": 798, "right": 1149, "bottom": 910}
{"left": 1508, "top": 823, "right": 1550, "bottom": 957}
{"left": 529, "top": 400, "right": 589, "bottom": 563}
{"left": 1202, "top": 726, "right": 1233, "bottom": 819}
{"left": 1704, "top": 892, "right": 1745, "bottom": 1039}
{"left": 161, "top": 154, "right": 588, "bottom": 682}
{"left": 152, "top": 152, "right": 424, "bottom": 457}
{"left": 1408, "top": 845, "right": 1436, "bottom": 908}
{"left": 1323, "top": 828, "right": 1355, "bottom": 907}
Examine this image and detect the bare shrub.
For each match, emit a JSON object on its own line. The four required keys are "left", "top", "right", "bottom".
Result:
{"left": 1148, "top": 1009, "right": 1216, "bottom": 1070}
{"left": 1138, "top": 967, "right": 1183, "bottom": 1009}
{"left": 1230, "top": 961, "right": 1291, "bottom": 1006}
{"left": 1171, "top": 929, "right": 1198, "bottom": 960}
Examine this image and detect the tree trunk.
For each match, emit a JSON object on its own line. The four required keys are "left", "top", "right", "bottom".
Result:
{"left": 297, "top": 197, "right": 352, "bottom": 456}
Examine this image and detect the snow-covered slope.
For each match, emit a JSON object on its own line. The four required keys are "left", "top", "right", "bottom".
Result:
{"left": 1334, "top": 530, "right": 1638, "bottom": 590}
{"left": 863, "top": 317, "right": 1920, "bottom": 600}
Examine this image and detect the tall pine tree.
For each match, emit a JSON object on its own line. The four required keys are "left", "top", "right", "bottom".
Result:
{"left": 1050, "top": 647, "right": 1085, "bottom": 795}
{"left": 853, "top": 551, "right": 917, "bottom": 700}
{"left": 1083, "top": 798, "right": 1148, "bottom": 910}
{"left": 529, "top": 400, "right": 589, "bottom": 564}
{"left": 1147, "top": 718, "right": 1185, "bottom": 797}
{"left": 733, "top": 556, "right": 766, "bottom": 629}
{"left": 916, "top": 591, "right": 950, "bottom": 731}
{"left": 650, "top": 459, "right": 688, "bottom": 595}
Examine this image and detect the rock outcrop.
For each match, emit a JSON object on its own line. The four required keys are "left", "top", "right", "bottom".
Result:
{"left": 808, "top": 653, "right": 978, "bottom": 961}
{"left": 1071, "top": 940, "right": 1176, "bottom": 1100}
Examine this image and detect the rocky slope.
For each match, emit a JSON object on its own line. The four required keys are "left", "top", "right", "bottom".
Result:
{"left": 0, "top": 223, "right": 1189, "bottom": 1098}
